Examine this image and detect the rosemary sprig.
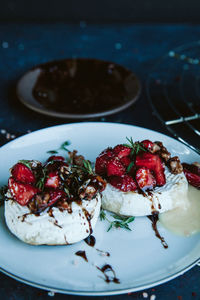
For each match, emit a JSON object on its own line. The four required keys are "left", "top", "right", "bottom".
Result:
{"left": 73, "top": 160, "right": 94, "bottom": 175}
{"left": 126, "top": 161, "right": 134, "bottom": 173}
{"left": 0, "top": 186, "right": 7, "bottom": 206}
{"left": 18, "top": 160, "right": 32, "bottom": 169}
{"left": 36, "top": 168, "right": 48, "bottom": 190}
{"left": 82, "top": 160, "right": 93, "bottom": 174}
{"left": 124, "top": 137, "right": 146, "bottom": 156}
{"left": 100, "top": 209, "right": 135, "bottom": 232}
{"left": 47, "top": 140, "right": 71, "bottom": 154}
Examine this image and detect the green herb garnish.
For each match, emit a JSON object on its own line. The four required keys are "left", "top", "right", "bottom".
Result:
{"left": 36, "top": 168, "right": 48, "bottom": 190}
{"left": 47, "top": 140, "right": 71, "bottom": 154}
{"left": 124, "top": 137, "right": 146, "bottom": 156}
{"left": 18, "top": 160, "right": 33, "bottom": 169}
{"left": 100, "top": 209, "right": 135, "bottom": 232}
{"left": 126, "top": 161, "right": 134, "bottom": 173}
{"left": 82, "top": 160, "right": 93, "bottom": 174}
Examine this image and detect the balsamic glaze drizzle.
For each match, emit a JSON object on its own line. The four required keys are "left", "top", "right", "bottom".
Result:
{"left": 148, "top": 213, "right": 168, "bottom": 249}
{"left": 96, "top": 264, "right": 120, "bottom": 284}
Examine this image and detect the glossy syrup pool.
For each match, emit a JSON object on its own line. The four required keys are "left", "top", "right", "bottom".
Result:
{"left": 159, "top": 185, "right": 200, "bottom": 236}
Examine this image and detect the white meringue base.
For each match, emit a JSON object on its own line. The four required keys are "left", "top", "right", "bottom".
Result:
{"left": 5, "top": 195, "right": 101, "bottom": 245}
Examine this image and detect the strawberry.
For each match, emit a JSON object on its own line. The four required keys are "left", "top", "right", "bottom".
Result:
{"left": 141, "top": 140, "right": 154, "bottom": 151}
{"left": 182, "top": 163, "right": 200, "bottom": 189}
{"left": 113, "top": 144, "right": 131, "bottom": 159}
{"left": 120, "top": 156, "right": 131, "bottom": 167}
{"left": 109, "top": 175, "right": 137, "bottom": 192}
{"left": 8, "top": 178, "right": 38, "bottom": 206}
{"left": 95, "top": 148, "right": 114, "bottom": 176}
{"left": 47, "top": 155, "right": 65, "bottom": 162}
{"left": 45, "top": 172, "right": 60, "bottom": 188}
{"left": 135, "top": 152, "right": 166, "bottom": 186}
{"left": 11, "top": 163, "right": 35, "bottom": 184}
{"left": 135, "top": 167, "right": 156, "bottom": 190}
{"left": 107, "top": 158, "right": 126, "bottom": 177}
{"left": 46, "top": 189, "right": 66, "bottom": 207}
{"left": 182, "top": 163, "right": 200, "bottom": 176}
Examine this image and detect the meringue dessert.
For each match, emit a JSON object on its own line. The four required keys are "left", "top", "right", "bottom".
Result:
{"left": 95, "top": 138, "right": 188, "bottom": 217}
{"left": 4, "top": 152, "right": 106, "bottom": 245}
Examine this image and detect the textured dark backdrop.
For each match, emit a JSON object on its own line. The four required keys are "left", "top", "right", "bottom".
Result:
{"left": 1, "top": 0, "right": 200, "bottom": 22}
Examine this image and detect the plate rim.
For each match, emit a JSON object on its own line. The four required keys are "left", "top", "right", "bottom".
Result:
{"left": 0, "top": 121, "right": 199, "bottom": 295}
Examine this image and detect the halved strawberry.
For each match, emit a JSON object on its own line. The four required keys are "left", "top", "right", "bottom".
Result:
{"left": 8, "top": 178, "right": 38, "bottom": 206}
{"left": 135, "top": 167, "right": 156, "bottom": 190}
{"left": 107, "top": 158, "right": 126, "bottom": 177}
{"left": 45, "top": 172, "right": 60, "bottom": 188}
{"left": 109, "top": 175, "right": 137, "bottom": 192}
{"left": 11, "top": 163, "right": 35, "bottom": 184}
{"left": 135, "top": 152, "right": 166, "bottom": 186}
{"left": 95, "top": 148, "right": 114, "bottom": 176}
{"left": 47, "top": 155, "right": 65, "bottom": 162}
{"left": 182, "top": 163, "right": 200, "bottom": 189}
{"left": 141, "top": 140, "right": 153, "bottom": 151}
{"left": 113, "top": 144, "right": 131, "bottom": 159}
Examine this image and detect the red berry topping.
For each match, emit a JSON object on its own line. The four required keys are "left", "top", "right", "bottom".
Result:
{"left": 107, "top": 158, "right": 126, "bottom": 177}
{"left": 95, "top": 148, "right": 114, "bottom": 176}
{"left": 113, "top": 144, "right": 131, "bottom": 159}
{"left": 45, "top": 172, "right": 60, "bottom": 188}
{"left": 182, "top": 163, "right": 200, "bottom": 189}
{"left": 141, "top": 140, "right": 154, "bottom": 151}
{"left": 135, "top": 167, "right": 156, "bottom": 190}
{"left": 11, "top": 163, "right": 35, "bottom": 184}
{"left": 46, "top": 189, "right": 66, "bottom": 207}
{"left": 8, "top": 178, "right": 38, "bottom": 206}
{"left": 47, "top": 155, "right": 65, "bottom": 162}
{"left": 135, "top": 152, "right": 166, "bottom": 186}
{"left": 109, "top": 175, "right": 137, "bottom": 192}
{"left": 120, "top": 156, "right": 131, "bottom": 167}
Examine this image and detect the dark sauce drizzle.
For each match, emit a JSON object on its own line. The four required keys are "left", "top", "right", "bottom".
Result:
{"left": 75, "top": 250, "right": 88, "bottom": 262}
{"left": 84, "top": 235, "right": 96, "bottom": 247}
{"left": 84, "top": 235, "right": 110, "bottom": 257}
{"left": 82, "top": 208, "right": 93, "bottom": 235}
{"left": 96, "top": 264, "right": 120, "bottom": 284}
{"left": 148, "top": 213, "right": 168, "bottom": 249}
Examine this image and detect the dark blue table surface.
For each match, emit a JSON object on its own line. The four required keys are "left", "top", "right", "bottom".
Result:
{"left": 0, "top": 23, "right": 200, "bottom": 300}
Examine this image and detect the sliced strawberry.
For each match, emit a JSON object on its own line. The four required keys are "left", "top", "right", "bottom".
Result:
{"left": 107, "top": 158, "right": 126, "bottom": 177}
{"left": 8, "top": 178, "right": 38, "bottom": 206}
{"left": 120, "top": 156, "right": 131, "bottom": 167}
{"left": 141, "top": 140, "right": 153, "bottom": 151}
{"left": 135, "top": 152, "right": 166, "bottom": 186}
{"left": 182, "top": 163, "right": 200, "bottom": 176}
{"left": 109, "top": 175, "right": 137, "bottom": 192}
{"left": 113, "top": 144, "right": 131, "bottom": 159}
{"left": 11, "top": 163, "right": 35, "bottom": 184}
{"left": 182, "top": 164, "right": 200, "bottom": 189}
{"left": 47, "top": 189, "right": 66, "bottom": 207}
{"left": 95, "top": 148, "right": 114, "bottom": 176}
{"left": 135, "top": 167, "right": 156, "bottom": 190}
{"left": 45, "top": 172, "right": 60, "bottom": 188}
{"left": 47, "top": 155, "right": 65, "bottom": 162}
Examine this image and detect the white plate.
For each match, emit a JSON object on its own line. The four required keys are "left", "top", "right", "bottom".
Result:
{"left": 0, "top": 122, "right": 199, "bottom": 296}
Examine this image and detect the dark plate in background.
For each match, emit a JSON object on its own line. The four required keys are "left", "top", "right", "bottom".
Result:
{"left": 16, "top": 58, "right": 141, "bottom": 119}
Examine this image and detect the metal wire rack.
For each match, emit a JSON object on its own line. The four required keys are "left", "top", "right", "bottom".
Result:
{"left": 146, "top": 41, "right": 200, "bottom": 155}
